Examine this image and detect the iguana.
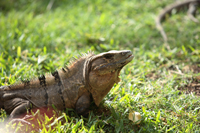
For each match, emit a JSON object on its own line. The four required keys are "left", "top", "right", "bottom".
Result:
{"left": 0, "top": 50, "right": 133, "bottom": 120}
{"left": 156, "top": 0, "right": 200, "bottom": 42}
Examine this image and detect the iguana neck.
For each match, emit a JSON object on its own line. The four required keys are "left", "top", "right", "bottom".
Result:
{"left": 58, "top": 57, "right": 87, "bottom": 89}
{"left": 58, "top": 53, "right": 95, "bottom": 90}
{"left": 56, "top": 54, "right": 94, "bottom": 108}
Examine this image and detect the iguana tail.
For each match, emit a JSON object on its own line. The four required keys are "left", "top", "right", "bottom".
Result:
{"left": 0, "top": 86, "right": 5, "bottom": 109}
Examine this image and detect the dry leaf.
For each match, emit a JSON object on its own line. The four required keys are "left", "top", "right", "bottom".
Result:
{"left": 128, "top": 111, "right": 142, "bottom": 124}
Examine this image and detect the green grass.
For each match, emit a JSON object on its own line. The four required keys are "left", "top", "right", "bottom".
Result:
{"left": 0, "top": 0, "right": 200, "bottom": 132}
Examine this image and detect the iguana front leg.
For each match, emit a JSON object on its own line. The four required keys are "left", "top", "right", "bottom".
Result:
{"left": 4, "top": 98, "right": 32, "bottom": 125}
{"left": 75, "top": 92, "right": 91, "bottom": 117}
{"left": 9, "top": 100, "right": 32, "bottom": 119}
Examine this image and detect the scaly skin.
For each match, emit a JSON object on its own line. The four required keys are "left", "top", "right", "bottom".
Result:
{"left": 0, "top": 50, "right": 134, "bottom": 119}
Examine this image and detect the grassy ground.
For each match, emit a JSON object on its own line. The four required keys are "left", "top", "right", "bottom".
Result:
{"left": 0, "top": 0, "right": 200, "bottom": 132}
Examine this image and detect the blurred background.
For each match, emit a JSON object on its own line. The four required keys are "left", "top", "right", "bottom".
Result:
{"left": 1, "top": 0, "right": 199, "bottom": 53}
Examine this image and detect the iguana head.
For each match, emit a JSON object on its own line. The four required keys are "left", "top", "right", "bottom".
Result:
{"left": 84, "top": 50, "right": 134, "bottom": 106}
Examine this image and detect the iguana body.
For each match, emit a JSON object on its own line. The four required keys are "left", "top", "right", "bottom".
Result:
{"left": 0, "top": 50, "right": 133, "bottom": 119}
{"left": 156, "top": 0, "right": 200, "bottom": 42}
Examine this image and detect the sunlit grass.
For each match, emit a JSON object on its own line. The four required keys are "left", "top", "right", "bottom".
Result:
{"left": 0, "top": 0, "right": 200, "bottom": 132}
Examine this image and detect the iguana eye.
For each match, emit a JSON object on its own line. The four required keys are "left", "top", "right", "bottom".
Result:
{"left": 104, "top": 54, "right": 114, "bottom": 59}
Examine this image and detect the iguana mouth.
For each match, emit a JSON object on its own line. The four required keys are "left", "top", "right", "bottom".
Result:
{"left": 119, "top": 53, "right": 134, "bottom": 67}
{"left": 126, "top": 54, "right": 133, "bottom": 59}
{"left": 125, "top": 54, "right": 134, "bottom": 62}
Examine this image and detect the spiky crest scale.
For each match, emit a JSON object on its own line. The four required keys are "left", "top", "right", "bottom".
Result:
{"left": 2, "top": 51, "right": 95, "bottom": 91}
{"left": 67, "top": 51, "right": 94, "bottom": 67}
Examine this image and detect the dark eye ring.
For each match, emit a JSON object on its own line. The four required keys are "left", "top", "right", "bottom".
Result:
{"left": 104, "top": 54, "right": 114, "bottom": 59}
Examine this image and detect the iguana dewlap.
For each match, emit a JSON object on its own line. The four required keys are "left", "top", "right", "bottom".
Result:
{"left": 0, "top": 50, "right": 133, "bottom": 118}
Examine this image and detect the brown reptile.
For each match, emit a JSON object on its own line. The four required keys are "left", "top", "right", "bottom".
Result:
{"left": 0, "top": 50, "right": 133, "bottom": 120}
{"left": 156, "top": 0, "right": 200, "bottom": 42}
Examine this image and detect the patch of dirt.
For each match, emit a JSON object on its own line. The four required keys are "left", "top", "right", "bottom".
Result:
{"left": 182, "top": 64, "right": 200, "bottom": 74}
{"left": 146, "top": 64, "right": 200, "bottom": 96}
{"left": 92, "top": 104, "right": 111, "bottom": 117}
{"left": 178, "top": 64, "right": 200, "bottom": 96}
{"left": 178, "top": 78, "right": 200, "bottom": 96}
{"left": 145, "top": 70, "right": 160, "bottom": 80}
